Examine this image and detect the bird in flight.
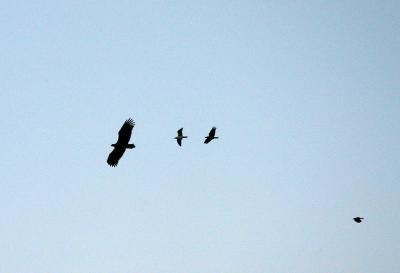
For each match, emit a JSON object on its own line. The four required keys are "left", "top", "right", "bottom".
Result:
{"left": 107, "top": 118, "right": 135, "bottom": 167}
{"left": 204, "top": 127, "right": 218, "bottom": 144}
{"left": 174, "top": 128, "right": 187, "bottom": 146}
{"left": 353, "top": 217, "right": 364, "bottom": 223}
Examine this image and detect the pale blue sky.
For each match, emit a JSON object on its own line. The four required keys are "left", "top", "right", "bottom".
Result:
{"left": 0, "top": 1, "right": 399, "bottom": 272}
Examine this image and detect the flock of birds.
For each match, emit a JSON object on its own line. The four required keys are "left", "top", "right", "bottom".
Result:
{"left": 107, "top": 118, "right": 218, "bottom": 167}
{"left": 175, "top": 126, "right": 218, "bottom": 145}
{"left": 106, "top": 118, "right": 365, "bottom": 224}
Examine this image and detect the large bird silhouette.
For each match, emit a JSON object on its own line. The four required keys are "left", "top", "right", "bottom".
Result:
{"left": 204, "top": 127, "right": 218, "bottom": 144}
{"left": 174, "top": 128, "right": 187, "bottom": 146}
{"left": 107, "top": 118, "right": 135, "bottom": 167}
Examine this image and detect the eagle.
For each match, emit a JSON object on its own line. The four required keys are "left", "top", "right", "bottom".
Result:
{"left": 204, "top": 127, "right": 218, "bottom": 144}
{"left": 174, "top": 128, "right": 187, "bottom": 146}
{"left": 353, "top": 217, "right": 364, "bottom": 223}
{"left": 107, "top": 118, "right": 135, "bottom": 167}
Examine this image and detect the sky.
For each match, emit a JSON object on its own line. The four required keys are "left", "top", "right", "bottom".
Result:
{"left": 0, "top": 1, "right": 399, "bottom": 272}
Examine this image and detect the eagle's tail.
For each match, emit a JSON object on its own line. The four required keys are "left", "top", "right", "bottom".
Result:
{"left": 127, "top": 144, "right": 135, "bottom": 149}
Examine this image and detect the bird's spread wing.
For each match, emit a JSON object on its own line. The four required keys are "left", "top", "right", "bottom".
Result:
{"left": 177, "top": 128, "right": 183, "bottom": 136}
{"left": 208, "top": 127, "right": 216, "bottom": 138}
{"left": 177, "top": 138, "right": 182, "bottom": 146}
{"left": 107, "top": 147, "right": 126, "bottom": 167}
{"left": 204, "top": 137, "right": 211, "bottom": 144}
{"left": 117, "top": 118, "right": 135, "bottom": 145}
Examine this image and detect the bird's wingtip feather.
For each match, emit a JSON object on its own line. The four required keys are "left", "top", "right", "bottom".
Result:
{"left": 125, "top": 118, "right": 135, "bottom": 126}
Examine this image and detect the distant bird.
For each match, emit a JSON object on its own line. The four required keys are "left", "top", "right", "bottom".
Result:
{"left": 107, "top": 118, "right": 135, "bottom": 167}
{"left": 174, "top": 128, "right": 187, "bottom": 146}
{"left": 204, "top": 127, "right": 218, "bottom": 144}
{"left": 353, "top": 217, "right": 364, "bottom": 223}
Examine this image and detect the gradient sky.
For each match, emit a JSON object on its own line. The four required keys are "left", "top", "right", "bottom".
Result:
{"left": 1, "top": 1, "right": 399, "bottom": 272}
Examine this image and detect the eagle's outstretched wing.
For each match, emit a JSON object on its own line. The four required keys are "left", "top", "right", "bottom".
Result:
{"left": 107, "top": 147, "right": 126, "bottom": 167}
{"left": 177, "top": 138, "right": 182, "bottom": 146}
{"left": 116, "top": 118, "right": 135, "bottom": 145}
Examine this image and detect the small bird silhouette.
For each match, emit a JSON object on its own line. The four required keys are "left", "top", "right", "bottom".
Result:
{"left": 107, "top": 118, "right": 135, "bottom": 167}
{"left": 353, "top": 217, "right": 364, "bottom": 223}
{"left": 204, "top": 127, "right": 218, "bottom": 144}
{"left": 174, "top": 128, "right": 187, "bottom": 146}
